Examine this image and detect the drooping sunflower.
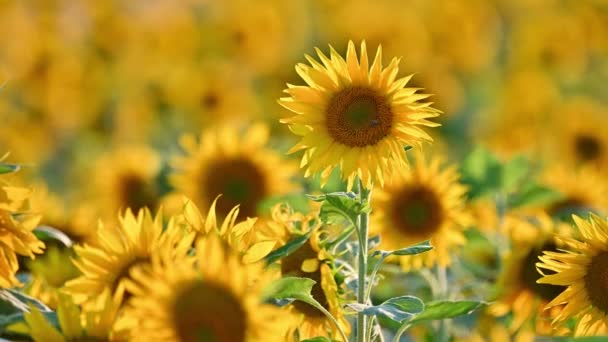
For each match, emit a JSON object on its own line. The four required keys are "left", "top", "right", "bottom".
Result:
{"left": 371, "top": 153, "right": 470, "bottom": 270}
{"left": 63, "top": 208, "right": 195, "bottom": 305}
{"left": 265, "top": 203, "right": 350, "bottom": 340}
{"left": 123, "top": 234, "right": 287, "bottom": 341}
{"left": 19, "top": 289, "right": 127, "bottom": 341}
{"left": 537, "top": 214, "right": 608, "bottom": 336}
{"left": 170, "top": 123, "right": 298, "bottom": 220}
{"left": 490, "top": 214, "right": 572, "bottom": 336}
{"left": 92, "top": 145, "right": 163, "bottom": 220}
{"left": 279, "top": 40, "right": 441, "bottom": 190}
{"left": 0, "top": 182, "right": 44, "bottom": 287}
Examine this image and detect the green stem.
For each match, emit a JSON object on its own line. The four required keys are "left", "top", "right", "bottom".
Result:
{"left": 357, "top": 178, "right": 372, "bottom": 342}
{"left": 392, "top": 323, "right": 411, "bottom": 342}
{"left": 310, "top": 301, "right": 349, "bottom": 342}
{"left": 436, "top": 265, "right": 449, "bottom": 342}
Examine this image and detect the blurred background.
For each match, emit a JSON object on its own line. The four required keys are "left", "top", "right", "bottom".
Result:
{"left": 1, "top": 0, "right": 607, "bottom": 224}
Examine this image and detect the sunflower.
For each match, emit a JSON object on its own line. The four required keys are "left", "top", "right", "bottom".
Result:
{"left": 0, "top": 183, "right": 44, "bottom": 287}
{"left": 371, "top": 153, "right": 469, "bottom": 270}
{"left": 545, "top": 98, "right": 608, "bottom": 172}
{"left": 170, "top": 123, "right": 298, "bottom": 220}
{"left": 63, "top": 208, "right": 195, "bottom": 305}
{"left": 123, "top": 234, "right": 287, "bottom": 341}
{"left": 539, "top": 165, "right": 608, "bottom": 220}
{"left": 164, "top": 60, "right": 261, "bottom": 126}
{"left": 537, "top": 214, "right": 608, "bottom": 336}
{"left": 92, "top": 145, "right": 163, "bottom": 220}
{"left": 265, "top": 203, "right": 350, "bottom": 340}
{"left": 490, "top": 214, "right": 572, "bottom": 336}
{"left": 279, "top": 40, "right": 441, "bottom": 189}
{"left": 20, "top": 289, "right": 127, "bottom": 341}
{"left": 25, "top": 245, "right": 80, "bottom": 309}
{"left": 179, "top": 196, "right": 277, "bottom": 264}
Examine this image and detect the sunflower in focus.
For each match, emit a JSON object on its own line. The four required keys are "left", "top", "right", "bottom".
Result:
{"left": 537, "top": 214, "right": 608, "bottom": 336}
{"left": 265, "top": 203, "right": 350, "bottom": 340}
{"left": 490, "top": 214, "right": 572, "bottom": 336}
{"left": 123, "top": 234, "right": 287, "bottom": 341}
{"left": 19, "top": 290, "right": 127, "bottom": 341}
{"left": 371, "top": 153, "right": 470, "bottom": 270}
{"left": 63, "top": 208, "right": 194, "bottom": 305}
{"left": 171, "top": 123, "right": 298, "bottom": 220}
{"left": 280, "top": 41, "right": 441, "bottom": 189}
{"left": 179, "top": 196, "right": 276, "bottom": 264}
{"left": 0, "top": 182, "right": 44, "bottom": 287}
{"left": 92, "top": 145, "right": 162, "bottom": 220}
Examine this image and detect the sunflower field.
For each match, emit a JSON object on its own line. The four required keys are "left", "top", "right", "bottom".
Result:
{"left": 1, "top": 1, "right": 608, "bottom": 341}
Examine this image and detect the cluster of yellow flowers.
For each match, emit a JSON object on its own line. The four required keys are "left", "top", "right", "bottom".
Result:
{"left": 0, "top": 0, "right": 607, "bottom": 341}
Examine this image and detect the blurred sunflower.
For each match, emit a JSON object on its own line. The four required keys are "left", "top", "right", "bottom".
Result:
{"left": 25, "top": 246, "right": 80, "bottom": 309}
{"left": 0, "top": 182, "right": 44, "bottom": 287}
{"left": 539, "top": 165, "right": 608, "bottom": 219}
{"left": 164, "top": 60, "right": 261, "bottom": 126}
{"left": 123, "top": 234, "right": 287, "bottom": 341}
{"left": 537, "top": 214, "right": 608, "bottom": 335}
{"left": 280, "top": 41, "right": 441, "bottom": 189}
{"left": 371, "top": 153, "right": 470, "bottom": 270}
{"left": 63, "top": 208, "right": 194, "bottom": 305}
{"left": 266, "top": 203, "right": 350, "bottom": 340}
{"left": 19, "top": 290, "right": 127, "bottom": 341}
{"left": 171, "top": 123, "right": 298, "bottom": 220}
{"left": 545, "top": 98, "right": 608, "bottom": 172}
{"left": 491, "top": 214, "right": 571, "bottom": 335}
{"left": 92, "top": 145, "right": 162, "bottom": 219}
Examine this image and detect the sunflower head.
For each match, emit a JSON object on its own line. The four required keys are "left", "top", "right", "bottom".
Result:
{"left": 280, "top": 40, "right": 441, "bottom": 189}
{"left": 537, "top": 214, "right": 608, "bottom": 336}
{"left": 171, "top": 123, "right": 298, "bottom": 220}
{"left": 123, "top": 233, "right": 288, "bottom": 342}
{"left": 372, "top": 153, "right": 470, "bottom": 270}
{"left": 0, "top": 183, "right": 44, "bottom": 287}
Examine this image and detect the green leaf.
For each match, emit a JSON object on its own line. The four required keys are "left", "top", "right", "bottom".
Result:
{"left": 347, "top": 296, "right": 424, "bottom": 323}
{"left": 460, "top": 147, "right": 502, "bottom": 199}
{"left": 33, "top": 226, "right": 73, "bottom": 248}
{"left": 0, "top": 311, "right": 58, "bottom": 337}
{"left": 306, "top": 192, "right": 357, "bottom": 202}
{"left": 6, "top": 290, "right": 51, "bottom": 312}
{"left": 372, "top": 240, "right": 433, "bottom": 258}
{"left": 261, "top": 277, "right": 317, "bottom": 305}
{"left": 404, "top": 145, "right": 413, "bottom": 152}
{"left": 507, "top": 183, "right": 563, "bottom": 209}
{"left": 501, "top": 155, "right": 529, "bottom": 191}
{"left": 0, "top": 163, "right": 20, "bottom": 175}
{"left": 409, "top": 300, "right": 486, "bottom": 324}
{"left": 319, "top": 193, "right": 366, "bottom": 225}
{"left": 301, "top": 337, "right": 334, "bottom": 342}
{"left": 264, "top": 230, "right": 312, "bottom": 265}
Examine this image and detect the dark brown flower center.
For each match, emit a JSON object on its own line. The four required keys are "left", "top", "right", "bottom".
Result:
{"left": 325, "top": 86, "right": 393, "bottom": 147}
{"left": 201, "top": 92, "right": 220, "bottom": 110}
{"left": 574, "top": 134, "right": 602, "bottom": 163}
{"left": 172, "top": 280, "right": 247, "bottom": 342}
{"left": 280, "top": 242, "right": 329, "bottom": 318}
{"left": 203, "top": 158, "right": 267, "bottom": 218}
{"left": 519, "top": 242, "right": 565, "bottom": 301}
{"left": 584, "top": 250, "right": 608, "bottom": 314}
{"left": 391, "top": 185, "right": 443, "bottom": 239}
{"left": 119, "top": 173, "right": 158, "bottom": 212}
